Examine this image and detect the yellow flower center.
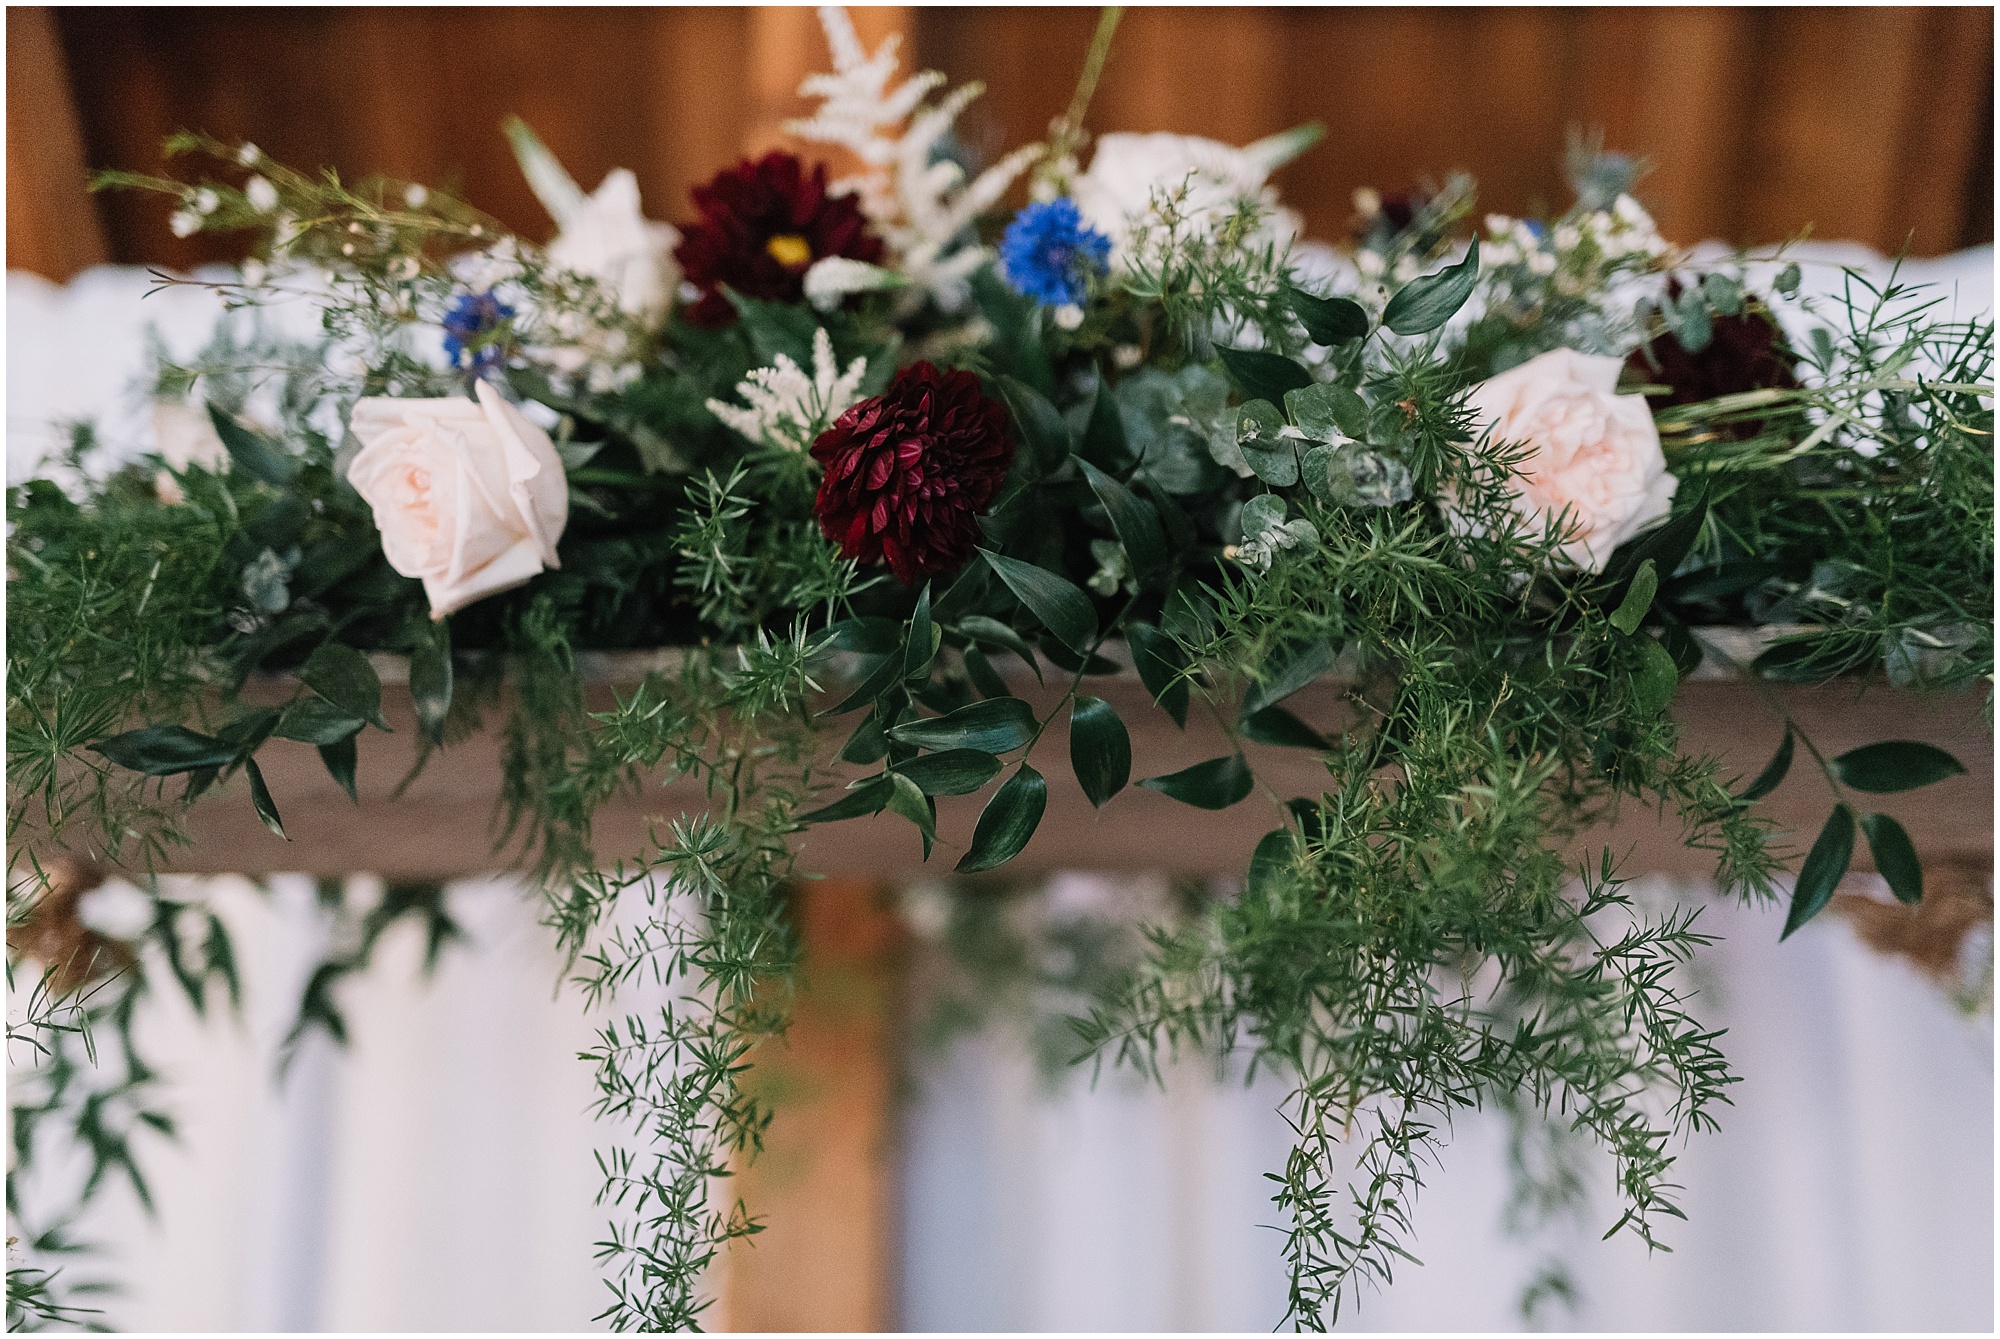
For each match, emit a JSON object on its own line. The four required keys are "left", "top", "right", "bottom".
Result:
{"left": 765, "top": 233, "right": 813, "bottom": 269}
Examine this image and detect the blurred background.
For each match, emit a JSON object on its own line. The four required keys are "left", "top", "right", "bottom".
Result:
{"left": 9, "top": 6, "right": 1994, "bottom": 283}
{"left": 7, "top": 5, "right": 1995, "bottom": 1333}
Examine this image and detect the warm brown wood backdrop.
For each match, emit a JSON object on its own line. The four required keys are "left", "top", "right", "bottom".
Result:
{"left": 12, "top": 6, "right": 1992, "bottom": 282}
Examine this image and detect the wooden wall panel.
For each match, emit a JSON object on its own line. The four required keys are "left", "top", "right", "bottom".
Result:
{"left": 6, "top": 7, "right": 107, "bottom": 280}
{"left": 26, "top": 5, "right": 1994, "bottom": 281}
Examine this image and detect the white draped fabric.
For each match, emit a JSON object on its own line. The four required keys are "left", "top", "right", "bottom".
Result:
{"left": 7, "top": 247, "right": 1993, "bottom": 1331}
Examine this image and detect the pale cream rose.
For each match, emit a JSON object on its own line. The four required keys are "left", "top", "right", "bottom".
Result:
{"left": 1459, "top": 348, "right": 1677, "bottom": 572}
{"left": 152, "top": 400, "right": 232, "bottom": 504}
{"left": 346, "top": 380, "right": 568, "bottom": 619}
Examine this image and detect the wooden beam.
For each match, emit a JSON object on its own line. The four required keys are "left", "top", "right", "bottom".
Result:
{"left": 5, "top": 6, "right": 108, "bottom": 281}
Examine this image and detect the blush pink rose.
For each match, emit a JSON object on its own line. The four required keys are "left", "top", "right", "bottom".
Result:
{"left": 1459, "top": 348, "right": 1677, "bottom": 572}
{"left": 346, "top": 380, "right": 567, "bottom": 619}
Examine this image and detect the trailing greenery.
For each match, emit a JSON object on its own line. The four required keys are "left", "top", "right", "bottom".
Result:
{"left": 8, "top": 10, "right": 1991, "bottom": 1329}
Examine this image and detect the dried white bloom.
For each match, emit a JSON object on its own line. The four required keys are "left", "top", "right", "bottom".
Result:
{"left": 787, "top": 6, "right": 1040, "bottom": 312}
{"left": 705, "top": 327, "right": 867, "bottom": 453}
{"left": 1052, "top": 302, "right": 1085, "bottom": 331}
{"left": 192, "top": 187, "right": 220, "bottom": 216}
{"left": 404, "top": 183, "right": 430, "bottom": 209}
{"left": 803, "top": 255, "right": 907, "bottom": 311}
{"left": 245, "top": 176, "right": 279, "bottom": 213}
{"left": 236, "top": 142, "right": 261, "bottom": 166}
{"left": 170, "top": 210, "right": 201, "bottom": 238}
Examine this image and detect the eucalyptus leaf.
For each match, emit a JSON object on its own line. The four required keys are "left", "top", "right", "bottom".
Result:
{"left": 1781, "top": 804, "right": 1854, "bottom": 940}
{"left": 1831, "top": 741, "right": 1966, "bottom": 794}
{"left": 1859, "top": 812, "right": 1923, "bottom": 905}
{"left": 1382, "top": 238, "right": 1480, "bottom": 336}
{"left": 1069, "top": 696, "right": 1132, "bottom": 808}
{"left": 1284, "top": 382, "right": 1368, "bottom": 442}
{"left": 1701, "top": 272, "right": 1745, "bottom": 317}
{"left": 956, "top": 763, "right": 1047, "bottom": 873}
{"left": 887, "top": 698, "right": 1037, "bottom": 754}
{"left": 1139, "top": 754, "right": 1254, "bottom": 810}
{"left": 979, "top": 550, "right": 1097, "bottom": 654}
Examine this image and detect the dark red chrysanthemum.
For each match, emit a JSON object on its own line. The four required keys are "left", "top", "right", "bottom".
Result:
{"left": 810, "top": 363, "right": 1014, "bottom": 586}
{"left": 675, "top": 152, "right": 884, "bottom": 327}
{"left": 1626, "top": 279, "right": 1799, "bottom": 438}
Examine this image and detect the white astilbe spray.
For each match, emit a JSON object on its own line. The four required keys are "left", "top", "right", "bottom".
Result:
{"left": 705, "top": 327, "right": 867, "bottom": 453}
{"left": 787, "top": 6, "right": 1041, "bottom": 312}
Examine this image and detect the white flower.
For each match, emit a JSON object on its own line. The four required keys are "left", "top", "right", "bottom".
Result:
{"left": 786, "top": 7, "right": 1039, "bottom": 312}
{"left": 236, "top": 142, "right": 261, "bottom": 166}
{"left": 151, "top": 400, "right": 232, "bottom": 504}
{"left": 802, "top": 255, "right": 906, "bottom": 311}
{"left": 1529, "top": 251, "right": 1558, "bottom": 276}
{"left": 1072, "top": 131, "right": 1303, "bottom": 271}
{"left": 546, "top": 168, "right": 681, "bottom": 325}
{"left": 1553, "top": 224, "right": 1581, "bottom": 252}
{"left": 170, "top": 210, "right": 201, "bottom": 239}
{"left": 192, "top": 188, "right": 220, "bottom": 216}
{"left": 76, "top": 879, "right": 156, "bottom": 943}
{"left": 245, "top": 175, "right": 280, "bottom": 213}
{"left": 1052, "top": 303, "right": 1085, "bottom": 331}
{"left": 346, "top": 380, "right": 569, "bottom": 618}
{"left": 1455, "top": 348, "right": 1677, "bottom": 572}
{"left": 404, "top": 183, "right": 429, "bottom": 209}
{"left": 705, "top": 327, "right": 867, "bottom": 454}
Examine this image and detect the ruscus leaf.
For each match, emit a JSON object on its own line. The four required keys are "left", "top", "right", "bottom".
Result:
{"left": 89, "top": 726, "right": 237, "bottom": 776}
{"left": 1382, "top": 238, "right": 1480, "bottom": 336}
{"left": 1859, "top": 812, "right": 1923, "bottom": 905}
{"left": 1139, "top": 754, "right": 1254, "bottom": 810}
{"left": 797, "top": 775, "right": 895, "bottom": 825}
{"left": 1240, "top": 704, "right": 1330, "bottom": 751}
{"left": 1069, "top": 696, "right": 1132, "bottom": 808}
{"left": 895, "top": 748, "right": 1002, "bottom": 796}
{"left": 245, "top": 758, "right": 287, "bottom": 839}
{"left": 1738, "top": 727, "right": 1794, "bottom": 802}
{"left": 1610, "top": 559, "right": 1658, "bottom": 635}
{"left": 318, "top": 736, "right": 359, "bottom": 803}
{"left": 1288, "top": 287, "right": 1370, "bottom": 346}
{"left": 956, "top": 763, "right": 1047, "bottom": 873}
{"left": 887, "top": 698, "right": 1037, "bottom": 754}
{"left": 1831, "top": 741, "right": 1967, "bottom": 794}
{"left": 1217, "top": 347, "right": 1314, "bottom": 404}
{"left": 1078, "top": 459, "right": 1169, "bottom": 578}
{"left": 979, "top": 550, "right": 1097, "bottom": 654}
{"left": 1126, "top": 622, "right": 1189, "bottom": 727}
{"left": 299, "top": 642, "right": 389, "bottom": 731}
{"left": 1243, "top": 639, "right": 1338, "bottom": 717}
{"left": 996, "top": 374, "right": 1072, "bottom": 472}
{"left": 1781, "top": 804, "right": 1855, "bottom": 940}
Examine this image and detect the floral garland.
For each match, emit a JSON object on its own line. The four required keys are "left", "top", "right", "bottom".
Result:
{"left": 8, "top": 7, "right": 1991, "bottom": 1329}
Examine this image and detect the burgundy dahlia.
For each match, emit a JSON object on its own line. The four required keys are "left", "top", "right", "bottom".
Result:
{"left": 1626, "top": 279, "right": 1799, "bottom": 438}
{"left": 675, "top": 151, "right": 884, "bottom": 327}
{"left": 811, "top": 363, "right": 1014, "bottom": 586}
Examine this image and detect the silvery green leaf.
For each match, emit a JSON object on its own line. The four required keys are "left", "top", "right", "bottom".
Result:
{"left": 1241, "top": 493, "right": 1289, "bottom": 536}
{"left": 1671, "top": 286, "right": 1713, "bottom": 354}
{"left": 241, "top": 547, "right": 293, "bottom": 615}
{"left": 504, "top": 115, "right": 585, "bottom": 226}
{"left": 1307, "top": 444, "right": 1412, "bottom": 508}
{"left": 1701, "top": 272, "right": 1745, "bottom": 317}
{"left": 1284, "top": 383, "right": 1367, "bottom": 443}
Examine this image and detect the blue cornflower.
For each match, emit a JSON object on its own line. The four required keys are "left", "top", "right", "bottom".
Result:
{"left": 999, "top": 198, "right": 1111, "bottom": 308}
{"left": 441, "top": 290, "right": 515, "bottom": 375}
